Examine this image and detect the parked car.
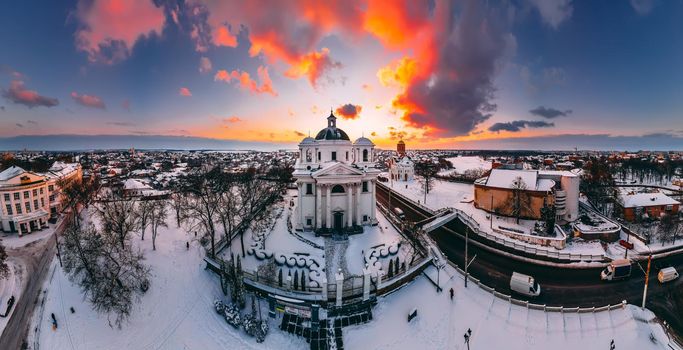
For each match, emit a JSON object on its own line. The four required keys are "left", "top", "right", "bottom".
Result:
{"left": 510, "top": 272, "right": 541, "bottom": 297}
{"left": 600, "top": 259, "right": 632, "bottom": 281}
{"left": 658, "top": 267, "right": 679, "bottom": 283}
{"left": 393, "top": 207, "right": 405, "bottom": 220}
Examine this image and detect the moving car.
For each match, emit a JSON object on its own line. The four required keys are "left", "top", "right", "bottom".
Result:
{"left": 510, "top": 272, "right": 541, "bottom": 297}
{"left": 601, "top": 259, "right": 632, "bottom": 281}
{"left": 658, "top": 267, "right": 679, "bottom": 283}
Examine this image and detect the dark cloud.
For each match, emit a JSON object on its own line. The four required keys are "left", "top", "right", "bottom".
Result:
{"left": 529, "top": 106, "right": 572, "bottom": 119}
{"left": 488, "top": 120, "right": 554, "bottom": 133}
{"left": 2, "top": 80, "right": 59, "bottom": 108}
{"left": 293, "top": 131, "right": 305, "bottom": 137}
{"left": 335, "top": 104, "right": 362, "bottom": 120}
{"left": 0, "top": 106, "right": 4, "bottom": 111}
{"left": 107, "top": 121, "right": 136, "bottom": 126}
{"left": 16, "top": 123, "right": 24, "bottom": 128}
{"left": 27, "top": 120, "right": 38, "bottom": 124}
{"left": 397, "top": 1, "right": 516, "bottom": 136}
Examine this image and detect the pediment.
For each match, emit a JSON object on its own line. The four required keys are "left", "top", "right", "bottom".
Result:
{"left": 312, "top": 162, "right": 364, "bottom": 178}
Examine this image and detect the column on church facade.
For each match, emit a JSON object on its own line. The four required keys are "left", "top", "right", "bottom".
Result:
{"left": 316, "top": 183, "right": 322, "bottom": 229}
{"left": 355, "top": 182, "right": 362, "bottom": 224}
{"left": 346, "top": 183, "right": 353, "bottom": 227}
{"left": 297, "top": 183, "right": 303, "bottom": 228}
{"left": 326, "top": 185, "right": 332, "bottom": 229}
{"left": 371, "top": 180, "right": 377, "bottom": 222}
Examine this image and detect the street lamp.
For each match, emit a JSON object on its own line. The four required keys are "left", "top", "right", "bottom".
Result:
{"left": 463, "top": 328, "right": 472, "bottom": 350}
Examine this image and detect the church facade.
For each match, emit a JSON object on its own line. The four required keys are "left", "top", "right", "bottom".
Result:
{"left": 293, "top": 112, "right": 380, "bottom": 233}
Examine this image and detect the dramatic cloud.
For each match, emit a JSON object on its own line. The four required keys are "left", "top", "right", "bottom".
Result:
{"left": 488, "top": 120, "right": 554, "bottom": 133}
{"left": 199, "top": 56, "right": 212, "bottom": 74}
{"left": 630, "top": 0, "right": 655, "bottom": 15}
{"left": 71, "top": 92, "right": 106, "bottom": 109}
{"left": 223, "top": 116, "right": 242, "bottom": 123}
{"left": 214, "top": 66, "right": 277, "bottom": 96}
{"left": 335, "top": 104, "right": 362, "bottom": 120}
{"left": 179, "top": 87, "right": 192, "bottom": 96}
{"left": 529, "top": 106, "right": 572, "bottom": 119}
{"left": 528, "top": 0, "right": 573, "bottom": 29}
{"left": 283, "top": 48, "right": 341, "bottom": 87}
{"left": 2, "top": 80, "right": 59, "bottom": 108}
{"left": 212, "top": 25, "right": 237, "bottom": 47}
{"left": 74, "top": 0, "right": 166, "bottom": 64}
{"left": 386, "top": 0, "right": 517, "bottom": 137}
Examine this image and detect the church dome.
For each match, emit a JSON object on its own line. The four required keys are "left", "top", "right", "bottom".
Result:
{"left": 315, "top": 111, "right": 351, "bottom": 141}
{"left": 300, "top": 136, "right": 316, "bottom": 145}
{"left": 353, "top": 137, "right": 374, "bottom": 146}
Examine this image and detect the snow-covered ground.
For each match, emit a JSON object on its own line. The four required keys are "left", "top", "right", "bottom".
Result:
{"left": 345, "top": 264, "right": 675, "bottom": 350}
{"left": 0, "top": 259, "right": 24, "bottom": 335}
{"left": 1, "top": 224, "right": 56, "bottom": 249}
{"left": 439, "top": 156, "right": 492, "bottom": 176}
{"left": 29, "top": 215, "right": 306, "bottom": 350}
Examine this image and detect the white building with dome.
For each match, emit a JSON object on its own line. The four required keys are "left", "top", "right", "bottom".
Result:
{"left": 293, "top": 112, "right": 380, "bottom": 233}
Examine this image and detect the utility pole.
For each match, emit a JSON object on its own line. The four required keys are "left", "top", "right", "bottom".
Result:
{"left": 642, "top": 254, "right": 652, "bottom": 309}
{"left": 465, "top": 226, "right": 469, "bottom": 288}
{"left": 624, "top": 230, "right": 630, "bottom": 259}
{"left": 54, "top": 226, "right": 63, "bottom": 268}
{"left": 490, "top": 195, "right": 493, "bottom": 230}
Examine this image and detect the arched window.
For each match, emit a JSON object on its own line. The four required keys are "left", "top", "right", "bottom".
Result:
{"left": 331, "top": 184, "right": 345, "bottom": 193}
{"left": 362, "top": 149, "right": 368, "bottom": 162}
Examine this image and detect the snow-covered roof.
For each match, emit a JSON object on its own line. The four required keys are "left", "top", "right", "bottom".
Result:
{"left": 620, "top": 192, "right": 680, "bottom": 208}
{"left": 123, "top": 178, "right": 152, "bottom": 190}
{"left": 353, "top": 137, "right": 374, "bottom": 146}
{"left": 0, "top": 166, "right": 26, "bottom": 181}
{"left": 483, "top": 169, "right": 556, "bottom": 192}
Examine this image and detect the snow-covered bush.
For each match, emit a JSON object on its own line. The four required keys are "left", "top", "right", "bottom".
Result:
{"left": 224, "top": 303, "right": 242, "bottom": 328}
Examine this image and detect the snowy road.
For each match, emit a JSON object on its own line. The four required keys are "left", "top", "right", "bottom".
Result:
{"left": 377, "top": 183, "right": 683, "bottom": 337}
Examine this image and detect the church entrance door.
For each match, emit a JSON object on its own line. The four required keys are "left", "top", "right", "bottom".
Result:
{"left": 333, "top": 212, "right": 343, "bottom": 232}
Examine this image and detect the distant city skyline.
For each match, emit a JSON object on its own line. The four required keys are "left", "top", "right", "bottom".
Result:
{"left": 1, "top": 0, "right": 682, "bottom": 150}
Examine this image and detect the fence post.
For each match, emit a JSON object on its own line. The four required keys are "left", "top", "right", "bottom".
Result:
{"left": 335, "top": 270, "right": 344, "bottom": 307}
{"left": 322, "top": 277, "right": 328, "bottom": 301}
{"left": 363, "top": 265, "right": 371, "bottom": 301}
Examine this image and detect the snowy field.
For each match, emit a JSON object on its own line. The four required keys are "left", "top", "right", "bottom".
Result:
{"left": 388, "top": 179, "right": 473, "bottom": 210}
{"left": 0, "top": 259, "right": 24, "bottom": 335}
{"left": 29, "top": 215, "right": 306, "bottom": 350}
{"left": 438, "top": 156, "right": 492, "bottom": 176}
{"left": 345, "top": 264, "right": 674, "bottom": 350}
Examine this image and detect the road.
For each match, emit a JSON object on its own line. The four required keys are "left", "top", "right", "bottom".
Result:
{"left": 377, "top": 183, "right": 683, "bottom": 335}
{"left": 0, "top": 218, "right": 67, "bottom": 350}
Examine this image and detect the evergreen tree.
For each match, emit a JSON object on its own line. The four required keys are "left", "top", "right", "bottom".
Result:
{"left": 293, "top": 270, "right": 299, "bottom": 290}
{"left": 300, "top": 271, "right": 306, "bottom": 291}
{"left": 388, "top": 259, "right": 394, "bottom": 278}
{"left": 278, "top": 269, "right": 283, "bottom": 287}
{"left": 394, "top": 257, "right": 400, "bottom": 275}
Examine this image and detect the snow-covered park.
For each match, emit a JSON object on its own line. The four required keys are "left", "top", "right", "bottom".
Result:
{"left": 438, "top": 156, "right": 492, "bottom": 177}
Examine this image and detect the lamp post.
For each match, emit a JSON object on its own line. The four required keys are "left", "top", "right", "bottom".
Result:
{"left": 465, "top": 226, "right": 469, "bottom": 288}
{"left": 463, "top": 328, "right": 472, "bottom": 350}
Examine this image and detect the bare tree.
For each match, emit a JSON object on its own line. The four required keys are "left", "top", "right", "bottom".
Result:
{"left": 658, "top": 214, "right": 679, "bottom": 245}
{"left": 184, "top": 168, "right": 223, "bottom": 258}
{"left": 415, "top": 161, "right": 439, "bottom": 203}
{"left": 508, "top": 176, "right": 532, "bottom": 224}
{"left": 0, "top": 242, "right": 9, "bottom": 279}
{"left": 170, "top": 192, "right": 187, "bottom": 227}
{"left": 237, "top": 170, "right": 279, "bottom": 257}
{"left": 149, "top": 200, "right": 168, "bottom": 251}
{"left": 58, "top": 177, "right": 100, "bottom": 227}
{"left": 60, "top": 221, "right": 150, "bottom": 327}
{"left": 217, "top": 174, "right": 242, "bottom": 249}
{"left": 97, "top": 198, "right": 138, "bottom": 250}
{"left": 136, "top": 200, "right": 152, "bottom": 241}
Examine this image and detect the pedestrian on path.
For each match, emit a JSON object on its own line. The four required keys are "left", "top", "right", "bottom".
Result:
{"left": 449, "top": 287, "right": 454, "bottom": 300}
{"left": 186, "top": 241, "right": 189, "bottom": 250}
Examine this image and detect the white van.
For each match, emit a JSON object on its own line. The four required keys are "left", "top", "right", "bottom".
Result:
{"left": 658, "top": 267, "right": 679, "bottom": 283}
{"left": 510, "top": 272, "right": 541, "bottom": 297}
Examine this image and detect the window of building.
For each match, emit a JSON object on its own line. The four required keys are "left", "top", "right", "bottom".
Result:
{"left": 6, "top": 204, "right": 12, "bottom": 215}
{"left": 41, "top": 198, "right": 45, "bottom": 207}
{"left": 306, "top": 218, "right": 312, "bottom": 226}
{"left": 666, "top": 204, "right": 673, "bottom": 211}
{"left": 34, "top": 199, "right": 39, "bottom": 209}
{"left": 318, "top": 152, "right": 321, "bottom": 161}
{"left": 346, "top": 151, "right": 349, "bottom": 160}
{"left": 362, "top": 181, "right": 368, "bottom": 192}
{"left": 363, "top": 215, "right": 368, "bottom": 222}
{"left": 33, "top": 189, "right": 37, "bottom": 196}
{"left": 331, "top": 184, "right": 345, "bottom": 193}
{"left": 15, "top": 203, "right": 21, "bottom": 214}
{"left": 331, "top": 151, "right": 337, "bottom": 161}
{"left": 362, "top": 149, "right": 368, "bottom": 162}
{"left": 14, "top": 192, "right": 19, "bottom": 200}
{"left": 306, "top": 183, "right": 313, "bottom": 195}
{"left": 25, "top": 202, "right": 31, "bottom": 212}
{"left": 49, "top": 195, "right": 55, "bottom": 202}
{"left": 3, "top": 193, "right": 9, "bottom": 201}
{"left": 48, "top": 185, "right": 54, "bottom": 192}
{"left": 23, "top": 191, "right": 29, "bottom": 199}
{"left": 40, "top": 188, "right": 44, "bottom": 194}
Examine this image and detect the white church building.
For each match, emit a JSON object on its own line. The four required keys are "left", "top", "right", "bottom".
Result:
{"left": 293, "top": 112, "right": 380, "bottom": 233}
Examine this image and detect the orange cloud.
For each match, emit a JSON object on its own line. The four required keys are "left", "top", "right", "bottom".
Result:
{"left": 213, "top": 25, "right": 237, "bottom": 47}
{"left": 74, "top": 0, "right": 165, "bottom": 64}
{"left": 179, "top": 87, "right": 192, "bottom": 96}
{"left": 283, "top": 48, "right": 341, "bottom": 87}
{"left": 224, "top": 116, "right": 242, "bottom": 123}
{"left": 377, "top": 57, "right": 419, "bottom": 87}
{"left": 335, "top": 104, "right": 362, "bottom": 120}
{"left": 214, "top": 66, "right": 277, "bottom": 96}
{"left": 71, "top": 91, "right": 106, "bottom": 109}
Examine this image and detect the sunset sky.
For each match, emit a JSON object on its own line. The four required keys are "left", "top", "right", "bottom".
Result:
{"left": 1, "top": 0, "right": 682, "bottom": 150}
